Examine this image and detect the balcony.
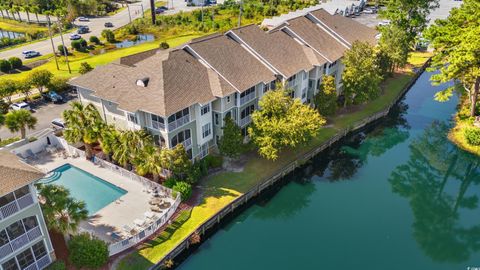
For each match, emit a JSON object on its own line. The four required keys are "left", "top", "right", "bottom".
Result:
{"left": 0, "top": 193, "right": 35, "bottom": 220}
{"left": 239, "top": 115, "right": 251, "bottom": 127}
{"left": 168, "top": 115, "right": 190, "bottom": 131}
{"left": 23, "top": 255, "right": 52, "bottom": 270}
{"left": 0, "top": 226, "right": 43, "bottom": 259}
{"left": 239, "top": 93, "right": 255, "bottom": 106}
{"left": 182, "top": 138, "right": 192, "bottom": 149}
{"left": 151, "top": 121, "right": 165, "bottom": 131}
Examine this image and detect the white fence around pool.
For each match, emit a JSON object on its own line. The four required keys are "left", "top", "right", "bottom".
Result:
{"left": 108, "top": 194, "right": 181, "bottom": 256}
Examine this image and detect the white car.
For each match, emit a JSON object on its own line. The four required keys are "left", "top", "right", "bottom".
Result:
{"left": 22, "top": 50, "right": 40, "bottom": 58}
{"left": 363, "top": 8, "right": 374, "bottom": 14}
{"left": 11, "top": 102, "right": 31, "bottom": 111}
{"left": 77, "top": 17, "right": 89, "bottom": 22}
{"left": 378, "top": 20, "right": 391, "bottom": 26}
{"left": 51, "top": 118, "right": 66, "bottom": 130}
{"left": 70, "top": 34, "right": 82, "bottom": 40}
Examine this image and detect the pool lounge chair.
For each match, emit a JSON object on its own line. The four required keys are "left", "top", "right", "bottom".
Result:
{"left": 134, "top": 218, "right": 146, "bottom": 227}
{"left": 144, "top": 211, "right": 156, "bottom": 220}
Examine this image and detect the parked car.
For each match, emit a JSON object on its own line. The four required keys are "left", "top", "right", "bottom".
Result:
{"left": 104, "top": 22, "right": 113, "bottom": 28}
{"left": 155, "top": 8, "right": 165, "bottom": 14}
{"left": 378, "top": 20, "right": 391, "bottom": 26}
{"left": 70, "top": 34, "right": 82, "bottom": 40}
{"left": 11, "top": 102, "right": 31, "bottom": 111}
{"left": 77, "top": 17, "right": 89, "bottom": 22}
{"left": 363, "top": 8, "right": 374, "bottom": 14}
{"left": 42, "top": 91, "right": 64, "bottom": 103}
{"left": 157, "top": 6, "right": 168, "bottom": 10}
{"left": 23, "top": 50, "right": 40, "bottom": 58}
{"left": 77, "top": 26, "right": 89, "bottom": 34}
{"left": 51, "top": 118, "right": 66, "bottom": 130}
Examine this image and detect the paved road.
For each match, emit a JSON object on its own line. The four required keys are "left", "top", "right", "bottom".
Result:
{"left": 0, "top": 93, "right": 77, "bottom": 139}
{"left": 0, "top": 0, "right": 216, "bottom": 60}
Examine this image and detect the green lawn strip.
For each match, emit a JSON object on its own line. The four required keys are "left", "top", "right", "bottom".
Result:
{"left": 117, "top": 68, "right": 419, "bottom": 270}
{"left": 0, "top": 18, "right": 48, "bottom": 34}
{"left": 448, "top": 97, "right": 480, "bottom": 156}
{"left": 408, "top": 51, "right": 433, "bottom": 68}
{"left": 0, "top": 33, "right": 202, "bottom": 82}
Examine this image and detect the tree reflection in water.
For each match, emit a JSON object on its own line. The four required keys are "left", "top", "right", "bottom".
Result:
{"left": 389, "top": 121, "right": 480, "bottom": 263}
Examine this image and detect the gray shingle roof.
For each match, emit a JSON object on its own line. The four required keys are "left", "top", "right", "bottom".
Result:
{"left": 309, "top": 9, "right": 378, "bottom": 46}
{"left": 230, "top": 25, "right": 324, "bottom": 78}
{"left": 187, "top": 34, "right": 276, "bottom": 92}
{"left": 0, "top": 150, "right": 44, "bottom": 196}
{"left": 70, "top": 49, "right": 218, "bottom": 117}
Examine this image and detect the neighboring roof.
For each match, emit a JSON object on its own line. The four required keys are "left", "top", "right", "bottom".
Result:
{"left": 70, "top": 49, "right": 217, "bottom": 117}
{"left": 0, "top": 150, "right": 44, "bottom": 196}
{"left": 284, "top": 16, "right": 347, "bottom": 62}
{"left": 117, "top": 48, "right": 161, "bottom": 66}
{"left": 187, "top": 34, "right": 276, "bottom": 92}
{"left": 230, "top": 25, "right": 325, "bottom": 78}
{"left": 309, "top": 9, "right": 378, "bottom": 46}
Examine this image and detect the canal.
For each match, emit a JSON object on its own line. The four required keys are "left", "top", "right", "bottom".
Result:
{"left": 177, "top": 71, "right": 480, "bottom": 270}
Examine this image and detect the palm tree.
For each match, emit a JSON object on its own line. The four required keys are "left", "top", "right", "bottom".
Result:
{"left": 113, "top": 129, "right": 152, "bottom": 169}
{"left": 37, "top": 184, "right": 88, "bottom": 235}
{"left": 22, "top": 5, "right": 31, "bottom": 23}
{"left": 31, "top": 5, "right": 39, "bottom": 23}
{"left": 134, "top": 145, "right": 163, "bottom": 182}
{"left": 5, "top": 109, "right": 37, "bottom": 139}
{"left": 63, "top": 102, "right": 104, "bottom": 159}
{"left": 99, "top": 125, "right": 119, "bottom": 162}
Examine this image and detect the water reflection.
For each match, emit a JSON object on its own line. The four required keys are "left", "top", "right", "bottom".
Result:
{"left": 315, "top": 101, "right": 410, "bottom": 181}
{"left": 389, "top": 121, "right": 480, "bottom": 263}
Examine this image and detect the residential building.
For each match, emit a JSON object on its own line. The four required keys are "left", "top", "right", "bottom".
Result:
{"left": 0, "top": 151, "right": 54, "bottom": 270}
{"left": 69, "top": 8, "right": 377, "bottom": 160}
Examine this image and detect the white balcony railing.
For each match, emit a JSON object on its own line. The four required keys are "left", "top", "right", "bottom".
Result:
{"left": 182, "top": 138, "right": 192, "bottom": 149}
{"left": 10, "top": 234, "right": 29, "bottom": 251}
{"left": 36, "top": 254, "right": 51, "bottom": 269}
{"left": 151, "top": 120, "right": 165, "bottom": 131}
{"left": 240, "top": 93, "right": 255, "bottom": 106}
{"left": 23, "top": 263, "right": 38, "bottom": 270}
{"left": 0, "top": 193, "right": 35, "bottom": 220}
{"left": 167, "top": 115, "right": 190, "bottom": 131}
{"left": 27, "top": 226, "right": 42, "bottom": 241}
{"left": 0, "top": 243, "right": 13, "bottom": 259}
{"left": 239, "top": 115, "right": 251, "bottom": 127}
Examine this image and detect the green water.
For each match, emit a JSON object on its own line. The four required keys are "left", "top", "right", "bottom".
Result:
{"left": 178, "top": 71, "right": 480, "bottom": 270}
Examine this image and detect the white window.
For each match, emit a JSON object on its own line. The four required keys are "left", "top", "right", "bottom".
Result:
{"left": 202, "top": 123, "right": 211, "bottom": 138}
{"left": 201, "top": 104, "right": 210, "bottom": 115}
{"left": 214, "top": 113, "right": 219, "bottom": 125}
{"left": 127, "top": 113, "right": 137, "bottom": 124}
{"left": 151, "top": 114, "right": 165, "bottom": 130}
{"left": 302, "top": 88, "right": 307, "bottom": 99}
{"left": 303, "top": 72, "right": 307, "bottom": 79}
{"left": 199, "top": 143, "right": 209, "bottom": 159}
{"left": 226, "top": 96, "right": 231, "bottom": 103}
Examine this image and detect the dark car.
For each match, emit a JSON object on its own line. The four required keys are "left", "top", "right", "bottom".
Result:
{"left": 77, "top": 26, "right": 89, "bottom": 34}
{"left": 155, "top": 8, "right": 165, "bottom": 14}
{"left": 158, "top": 6, "right": 168, "bottom": 10}
{"left": 42, "top": 91, "right": 64, "bottom": 103}
{"left": 104, "top": 22, "right": 113, "bottom": 28}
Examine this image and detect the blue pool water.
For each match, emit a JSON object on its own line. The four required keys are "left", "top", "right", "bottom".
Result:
{"left": 39, "top": 164, "right": 127, "bottom": 215}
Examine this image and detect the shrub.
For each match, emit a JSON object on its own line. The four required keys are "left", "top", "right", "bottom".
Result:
{"left": 57, "top": 44, "right": 68, "bottom": 56}
{"left": 163, "top": 177, "right": 177, "bottom": 188}
{"left": 8, "top": 57, "right": 22, "bottom": 69}
{"left": 79, "top": 62, "right": 93, "bottom": 74}
{"left": 464, "top": 127, "right": 480, "bottom": 146}
{"left": 173, "top": 181, "right": 192, "bottom": 201}
{"left": 101, "top": 29, "right": 116, "bottom": 43}
{"left": 46, "top": 260, "right": 65, "bottom": 270}
{"left": 0, "top": 59, "right": 12, "bottom": 73}
{"left": 204, "top": 155, "right": 223, "bottom": 169}
{"left": 160, "top": 41, "right": 170, "bottom": 50}
{"left": 48, "top": 77, "right": 70, "bottom": 92}
{"left": 71, "top": 39, "right": 85, "bottom": 51}
{"left": 68, "top": 233, "right": 109, "bottom": 269}
{"left": 89, "top": 35, "right": 101, "bottom": 44}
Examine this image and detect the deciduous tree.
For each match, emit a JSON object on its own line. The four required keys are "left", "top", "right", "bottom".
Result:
{"left": 425, "top": 0, "right": 480, "bottom": 117}
{"left": 314, "top": 75, "right": 337, "bottom": 117}
{"left": 378, "top": 24, "right": 410, "bottom": 72}
{"left": 342, "top": 41, "right": 382, "bottom": 107}
{"left": 28, "top": 69, "right": 53, "bottom": 94}
{"left": 248, "top": 88, "right": 325, "bottom": 160}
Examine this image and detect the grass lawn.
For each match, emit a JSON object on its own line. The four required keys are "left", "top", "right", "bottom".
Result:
{"left": 0, "top": 34, "right": 203, "bottom": 83}
{"left": 117, "top": 55, "right": 423, "bottom": 270}
{"left": 0, "top": 18, "right": 48, "bottom": 35}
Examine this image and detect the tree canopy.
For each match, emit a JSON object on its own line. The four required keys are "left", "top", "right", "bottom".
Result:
{"left": 314, "top": 75, "right": 337, "bottom": 116}
{"left": 378, "top": 24, "right": 411, "bottom": 72}
{"left": 248, "top": 88, "right": 325, "bottom": 160}
{"left": 425, "top": 0, "right": 480, "bottom": 117}
{"left": 219, "top": 116, "right": 244, "bottom": 158}
{"left": 5, "top": 109, "right": 37, "bottom": 139}
{"left": 341, "top": 41, "right": 383, "bottom": 106}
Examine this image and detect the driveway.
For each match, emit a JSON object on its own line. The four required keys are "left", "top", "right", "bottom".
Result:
{"left": 0, "top": 0, "right": 223, "bottom": 60}
{"left": 0, "top": 92, "right": 77, "bottom": 139}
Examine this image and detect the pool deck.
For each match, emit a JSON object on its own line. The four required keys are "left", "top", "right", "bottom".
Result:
{"left": 33, "top": 153, "right": 174, "bottom": 243}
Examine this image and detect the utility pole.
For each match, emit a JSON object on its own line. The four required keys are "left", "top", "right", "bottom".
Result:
{"left": 238, "top": 0, "right": 243, "bottom": 28}
{"left": 127, "top": 4, "right": 132, "bottom": 23}
{"left": 140, "top": 3, "right": 145, "bottom": 18}
{"left": 46, "top": 14, "right": 59, "bottom": 70}
{"left": 56, "top": 16, "right": 71, "bottom": 74}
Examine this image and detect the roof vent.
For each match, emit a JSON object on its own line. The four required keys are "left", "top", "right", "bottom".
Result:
{"left": 136, "top": 77, "right": 150, "bottom": 87}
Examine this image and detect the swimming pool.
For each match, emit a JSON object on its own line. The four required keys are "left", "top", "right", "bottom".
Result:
{"left": 39, "top": 164, "right": 127, "bottom": 215}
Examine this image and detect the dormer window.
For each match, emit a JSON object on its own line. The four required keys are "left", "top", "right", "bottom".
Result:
{"left": 136, "top": 77, "right": 149, "bottom": 87}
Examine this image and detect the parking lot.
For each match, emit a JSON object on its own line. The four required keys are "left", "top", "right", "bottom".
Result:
{"left": 0, "top": 92, "right": 77, "bottom": 139}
